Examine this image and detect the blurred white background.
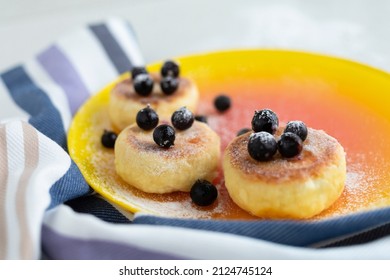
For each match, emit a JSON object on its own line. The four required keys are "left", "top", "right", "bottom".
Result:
{"left": 1, "top": 0, "right": 390, "bottom": 71}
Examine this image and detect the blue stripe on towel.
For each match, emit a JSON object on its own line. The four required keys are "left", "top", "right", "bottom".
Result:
{"left": 133, "top": 208, "right": 390, "bottom": 247}
{"left": 65, "top": 195, "right": 131, "bottom": 224}
{"left": 48, "top": 161, "right": 91, "bottom": 209}
{"left": 89, "top": 23, "right": 133, "bottom": 74}
{"left": 1, "top": 65, "right": 67, "bottom": 149}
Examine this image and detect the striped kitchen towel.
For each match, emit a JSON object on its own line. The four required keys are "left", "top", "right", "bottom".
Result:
{"left": 1, "top": 18, "right": 390, "bottom": 260}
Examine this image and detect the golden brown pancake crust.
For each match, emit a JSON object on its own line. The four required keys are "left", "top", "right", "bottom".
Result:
{"left": 123, "top": 121, "right": 217, "bottom": 159}
{"left": 226, "top": 127, "right": 342, "bottom": 184}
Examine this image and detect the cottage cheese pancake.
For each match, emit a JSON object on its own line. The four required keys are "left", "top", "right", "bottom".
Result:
{"left": 223, "top": 127, "right": 346, "bottom": 219}
{"left": 115, "top": 120, "right": 220, "bottom": 193}
{"left": 109, "top": 73, "right": 199, "bottom": 131}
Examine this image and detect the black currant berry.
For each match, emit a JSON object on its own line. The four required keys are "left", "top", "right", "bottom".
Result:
{"left": 171, "top": 107, "right": 194, "bottom": 130}
{"left": 277, "top": 132, "right": 303, "bottom": 158}
{"left": 236, "top": 128, "right": 251, "bottom": 136}
{"left": 160, "top": 76, "right": 179, "bottom": 95}
{"left": 251, "top": 109, "right": 279, "bottom": 134}
{"left": 153, "top": 124, "right": 175, "bottom": 148}
{"left": 194, "top": 115, "right": 208, "bottom": 124}
{"left": 136, "top": 106, "right": 159, "bottom": 130}
{"left": 161, "top": 60, "right": 180, "bottom": 78}
{"left": 284, "top": 120, "right": 308, "bottom": 141}
{"left": 247, "top": 131, "right": 277, "bottom": 161}
{"left": 190, "top": 180, "right": 218, "bottom": 206}
{"left": 133, "top": 73, "right": 154, "bottom": 96}
{"left": 131, "top": 66, "right": 147, "bottom": 80}
{"left": 101, "top": 130, "right": 117, "bottom": 148}
{"left": 214, "top": 94, "right": 231, "bottom": 112}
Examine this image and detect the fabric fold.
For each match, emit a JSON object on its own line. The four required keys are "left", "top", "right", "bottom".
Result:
{"left": 0, "top": 121, "right": 71, "bottom": 259}
{"left": 0, "top": 18, "right": 144, "bottom": 259}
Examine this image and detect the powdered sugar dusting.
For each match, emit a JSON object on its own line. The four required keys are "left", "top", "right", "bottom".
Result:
{"left": 249, "top": 131, "right": 274, "bottom": 144}
{"left": 346, "top": 164, "right": 369, "bottom": 192}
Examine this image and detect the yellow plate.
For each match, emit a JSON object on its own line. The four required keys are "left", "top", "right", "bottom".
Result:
{"left": 68, "top": 49, "right": 390, "bottom": 220}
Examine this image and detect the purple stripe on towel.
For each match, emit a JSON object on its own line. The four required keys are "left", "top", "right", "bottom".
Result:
{"left": 37, "top": 45, "right": 90, "bottom": 115}
{"left": 41, "top": 225, "right": 184, "bottom": 260}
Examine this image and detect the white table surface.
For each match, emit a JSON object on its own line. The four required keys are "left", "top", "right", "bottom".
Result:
{"left": 1, "top": 0, "right": 390, "bottom": 72}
